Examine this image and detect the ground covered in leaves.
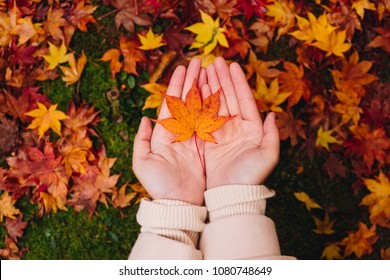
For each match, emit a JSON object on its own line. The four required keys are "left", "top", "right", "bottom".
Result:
{"left": 0, "top": 0, "right": 389, "bottom": 259}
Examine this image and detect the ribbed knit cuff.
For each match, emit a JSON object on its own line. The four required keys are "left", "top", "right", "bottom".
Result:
{"left": 137, "top": 198, "right": 207, "bottom": 246}
{"left": 204, "top": 185, "right": 275, "bottom": 221}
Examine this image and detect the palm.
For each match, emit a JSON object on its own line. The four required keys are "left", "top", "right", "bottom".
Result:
{"left": 205, "top": 117, "right": 274, "bottom": 189}
{"left": 148, "top": 126, "right": 205, "bottom": 204}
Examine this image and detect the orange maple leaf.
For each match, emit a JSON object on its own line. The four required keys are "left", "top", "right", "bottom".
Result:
{"left": 340, "top": 222, "right": 378, "bottom": 258}
{"left": 112, "top": 184, "right": 136, "bottom": 208}
{"left": 101, "top": 35, "right": 145, "bottom": 77}
{"left": 59, "top": 51, "right": 87, "bottom": 86}
{"left": 154, "top": 81, "right": 234, "bottom": 143}
{"left": 130, "top": 182, "right": 151, "bottom": 204}
{"left": 331, "top": 52, "right": 378, "bottom": 97}
{"left": 278, "top": 61, "right": 311, "bottom": 107}
{"left": 361, "top": 171, "right": 390, "bottom": 228}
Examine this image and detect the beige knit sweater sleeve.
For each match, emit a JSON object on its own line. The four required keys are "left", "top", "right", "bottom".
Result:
{"left": 129, "top": 185, "right": 294, "bottom": 260}
{"left": 200, "top": 184, "right": 294, "bottom": 259}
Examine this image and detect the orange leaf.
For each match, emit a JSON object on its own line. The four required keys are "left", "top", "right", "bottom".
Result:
{"left": 340, "top": 222, "right": 378, "bottom": 258}
{"left": 112, "top": 184, "right": 136, "bottom": 208}
{"left": 130, "top": 182, "right": 151, "bottom": 204}
{"left": 154, "top": 80, "right": 234, "bottom": 143}
{"left": 59, "top": 51, "right": 87, "bottom": 86}
{"left": 100, "top": 36, "right": 145, "bottom": 77}
{"left": 278, "top": 61, "right": 311, "bottom": 107}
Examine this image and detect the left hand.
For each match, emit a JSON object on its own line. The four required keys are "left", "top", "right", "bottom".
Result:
{"left": 132, "top": 58, "right": 207, "bottom": 205}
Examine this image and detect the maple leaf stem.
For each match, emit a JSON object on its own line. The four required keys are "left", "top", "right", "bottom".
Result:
{"left": 97, "top": 8, "right": 120, "bottom": 21}
{"left": 194, "top": 135, "right": 206, "bottom": 179}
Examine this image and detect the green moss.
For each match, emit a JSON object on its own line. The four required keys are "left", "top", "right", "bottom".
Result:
{"left": 41, "top": 78, "right": 74, "bottom": 112}
{"left": 20, "top": 204, "right": 140, "bottom": 259}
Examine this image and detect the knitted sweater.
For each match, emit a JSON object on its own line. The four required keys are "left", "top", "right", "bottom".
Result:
{"left": 129, "top": 184, "right": 294, "bottom": 260}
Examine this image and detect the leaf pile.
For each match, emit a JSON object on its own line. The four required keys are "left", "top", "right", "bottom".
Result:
{"left": 1, "top": 0, "right": 389, "bottom": 259}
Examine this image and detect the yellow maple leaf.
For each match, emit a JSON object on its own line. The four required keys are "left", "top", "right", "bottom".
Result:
{"left": 245, "top": 50, "right": 281, "bottom": 81}
{"left": 60, "top": 136, "right": 94, "bottom": 176}
{"left": 25, "top": 102, "right": 68, "bottom": 139}
{"left": 141, "top": 82, "right": 166, "bottom": 114}
{"left": 112, "top": 184, "right": 137, "bottom": 209}
{"left": 185, "top": 9, "right": 228, "bottom": 55}
{"left": 266, "top": 0, "right": 287, "bottom": 23}
{"left": 130, "top": 182, "right": 151, "bottom": 204}
{"left": 294, "top": 192, "right": 322, "bottom": 211}
{"left": 0, "top": 192, "right": 21, "bottom": 222}
{"left": 313, "top": 213, "right": 336, "bottom": 234}
{"left": 290, "top": 12, "right": 322, "bottom": 43}
{"left": 137, "top": 28, "right": 166, "bottom": 50}
{"left": 340, "top": 222, "right": 378, "bottom": 258}
{"left": 59, "top": 51, "right": 87, "bottom": 86}
{"left": 266, "top": 0, "right": 296, "bottom": 39}
{"left": 321, "top": 243, "right": 343, "bottom": 260}
{"left": 252, "top": 75, "right": 291, "bottom": 112}
{"left": 42, "top": 41, "right": 70, "bottom": 70}
{"left": 361, "top": 171, "right": 390, "bottom": 228}
{"left": 316, "top": 127, "right": 341, "bottom": 150}
{"left": 194, "top": 52, "right": 218, "bottom": 68}
{"left": 312, "top": 29, "right": 352, "bottom": 57}
{"left": 0, "top": 3, "right": 36, "bottom": 46}
{"left": 333, "top": 90, "right": 363, "bottom": 125}
{"left": 351, "top": 0, "right": 376, "bottom": 18}
{"left": 39, "top": 192, "right": 60, "bottom": 214}
{"left": 290, "top": 12, "right": 350, "bottom": 57}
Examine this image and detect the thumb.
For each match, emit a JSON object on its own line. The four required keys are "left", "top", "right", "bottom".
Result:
{"left": 133, "top": 117, "right": 153, "bottom": 161}
{"left": 261, "top": 112, "right": 280, "bottom": 165}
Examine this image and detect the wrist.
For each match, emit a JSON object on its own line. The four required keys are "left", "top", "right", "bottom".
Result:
{"left": 204, "top": 184, "right": 275, "bottom": 221}
{"left": 136, "top": 198, "right": 207, "bottom": 246}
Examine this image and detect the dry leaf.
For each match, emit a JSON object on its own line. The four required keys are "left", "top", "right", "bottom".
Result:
{"left": 154, "top": 80, "right": 234, "bottom": 142}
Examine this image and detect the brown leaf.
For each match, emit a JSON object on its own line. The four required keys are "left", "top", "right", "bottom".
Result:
{"left": 0, "top": 236, "right": 27, "bottom": 260}
{"left": 366, "top": 27, "right": 390, "bottom": 53}
{"left": 109, "top": 0, "right": 152, "bottom": 33}
{"left": 43, "top": 8, "right": 67, "bottom": 42}
{"left": 276, "top": 109, "right": 306, "bottom": 146}
{"left": 324, "top": 153, "right": 347, "bottom": 178}
{"left": 4, "top": 216, "right": 28, "bottom": 243}
{"left": 69, "top": 146, "right": 119, "bottom": 216}
{"left": 0, "top": 116, "right": 19, "bottom": 155}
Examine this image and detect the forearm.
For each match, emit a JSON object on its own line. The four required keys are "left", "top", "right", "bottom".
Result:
{"left": 129, "top": 198, "right": 207, "bottom": 260}
{"left": 200, "top": 184, "right": 295, "bottom": 260}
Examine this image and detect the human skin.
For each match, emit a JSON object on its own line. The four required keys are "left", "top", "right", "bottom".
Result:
{"left": 202, "top": 57, "right": 280, "bottom": 189}
{"left": 132, "top": 57, "right": 280, "bottom": 204}
{"left": 132, "top": 58, "right": 207, "bottom": 205}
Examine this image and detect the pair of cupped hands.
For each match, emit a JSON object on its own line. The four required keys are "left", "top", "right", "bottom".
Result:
{"left": 132, "top": 57, "right": 280, "bottom": 206}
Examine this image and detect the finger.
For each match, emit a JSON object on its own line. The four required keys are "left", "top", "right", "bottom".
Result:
{"left": 182, "top": 58, "right": 202, "bottom": 101}
{"left": 261, "top": 113, "right": 280, "bottom": 165}
{"left": 230, "top": 62, "right": 262, "bottom": 125}
{"left": 214, "top": 57, "right": 242, "bottom": 117}
{"left": 198, "top": 67, "right": 207, "bottom": 89}
{"left": 158, "top": 65, "right": 186, "bottom": 119}
{"left": 206, "top": 63, "right": 229, "bottom": 116}
{"left": 201, "top": 83, "right": 212, "bottom": 100}
{"left": 133, "top": 117, "right": 153, "bottom": 162}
